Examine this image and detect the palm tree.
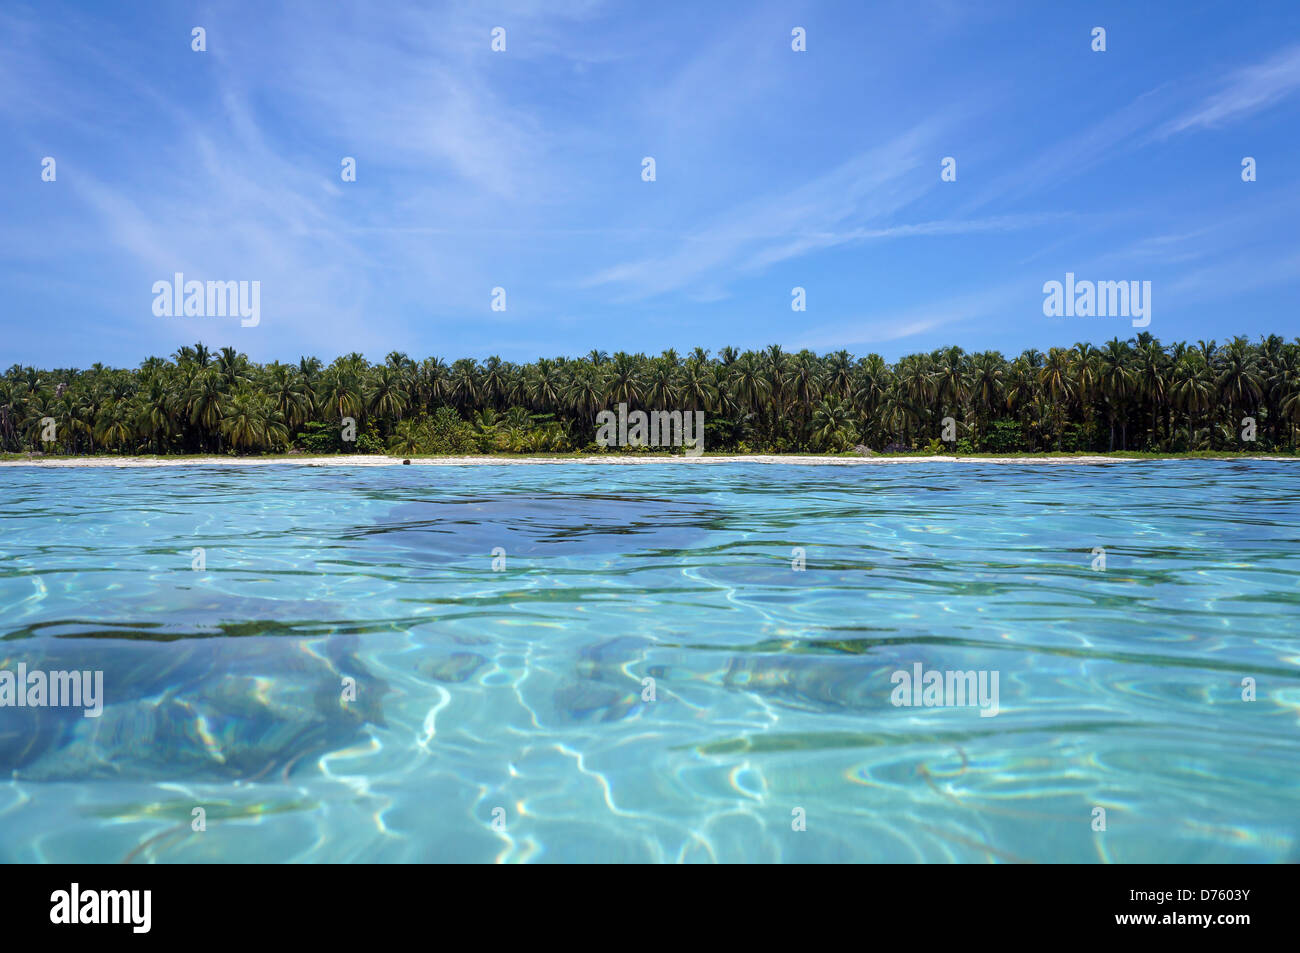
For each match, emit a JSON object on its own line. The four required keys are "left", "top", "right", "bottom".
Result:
{"left": 564, "top": 366, "right": 606, "bottom": 426}
{"left": 877, "top": 385, "right": 919, "bottom": 446}
{"left": 642, "top": 358, "right": 680, "bottom": 410}
{"left": 1133, "top": 339, "right": 1168, "bottom": 449}
{"left": 679, "top": 359, "right": 718, "bottom": 412}
{"left": 417, "top": 357, "right": 450, "bottom": 412}
{"left": 935, "top": 347, "right": 968, "bottom": 414}
{"left": 789, "top": 351, "right": 824, "bottom": 438}
{"left": 823, "top": 350, "right": 853, "bottom": 400}
{"left": 367, "top": 366, "right": 410, "bottom": 424}
{"left": 1097, "top": 339, "right": 1134, "bottom": 450}
{"left": 387, "top": 419, "right": 423, "bottom": 455}
{"left": 481, "top": 356, "right": 509, "bottom": 409}
{"left": 852, "top": 354, "right": 891, "bottom": 414}
{"left": 137, "top": 377, "right": 174, "bottom": 453}
{"left": 1170, "top": 354, "right": 1213, "bottom": 450}
{"left": 763, "top": 345, "right": 791, "bottom": 439}
{"left": 526, "top": 359, "right": 564, "bottom": 413}
{"left": 605, "top": 353, "right": 642, "bottom": 407}
{"left": 446, "top": 358, "right": 478, "bottom": 412}
{"left": 214, "top": 347, "right": 249, "bottom": 390}
{"left": 896, "top": 354, "right": 937, "bottom": 439}
{"left": 220, "top": 389, "right": 288, "bottom": 453}
{"left": 94, "top": 399, "right": 135, "bottom": 451}
{"left": 220, "top": 388, "right": 265, "bottom": 452}
{"left": 322, "top": 367, "right": 364, "bottom": 424}
{"left": 186, "top": 369, "right": 227, "bottom": 451}
{"left": 268, "top": 365, "right": 311, "bottom": 433}
{"left": 1216, "top": 337, "right": 1262, "bottom": 447}
{"left": 1039, "top": 348, "right": 1076, "bottom": 449}
{"left": 729, "top": 352, "right": 770, "bottom": 425}
{"left": 470, "top": 408, "right": 504, "bottom": 451}
{"left": 810, "top": 396, "right": 857, "bottom": 451}
{"left": 968, "top": 351, "right": 1004, "bottom": 448}
{"left": 1277, "top": 347, "right": 1300, "bottom": 449}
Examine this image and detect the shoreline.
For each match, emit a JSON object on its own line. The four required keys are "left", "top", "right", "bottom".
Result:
{"left": 1, "top": 453, "right": 1295, "bottom": 468}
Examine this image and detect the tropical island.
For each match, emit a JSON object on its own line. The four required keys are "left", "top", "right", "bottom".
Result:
{"left": 2, "top": 334, "right": 1297, "bottom": 458}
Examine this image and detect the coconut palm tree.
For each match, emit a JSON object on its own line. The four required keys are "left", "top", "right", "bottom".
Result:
{"left": 810, "top": 395, "right": 858, "bottom": 451}
{"left": 641, "top": 357, "right": 679, "bottom": 410}
{"left": 1038, "top": 348, "right": 1076, "bottom": 450}
{"left": 729, "top": 352, "right": 770, "bottom": 425}
{"left": 1277, "top": 348, "right": 1300, "bottom": 450}
{"left": 267, "top": 364, "right": 311, "bottom": 433}
{"left": 523, "top": 359, "right": 563, "bottom": 415}
{"left": 387, "top": 419, "right": 423, "bottom": 455}
{"left": 1170, "top": 353, "right": 1214, "bottom": 450}
{"left": 679, "top": 358, "right": 718, "bottom": 412}
{"left": 186, "top": 368, "right": 228, "bottom": 451}
{"left": 481, "top": 356, "right": 510, "bottom": 409}
{"left": 449, "top": 358, "right": 481, "bottom": 411}
{"left": 322, "top": 366, "right": 364, "bottom": 424}
{"left": 94, "top": 399, "right": 135, "bottom": 451}
{"left": 416, "top": 357, "right": 450, "bottom": 412}
{"left": 367, "top": 366, "right": 410, "bottom": 425}
{"left": 968, "top": 351, "right": 1004, "bottom": 448}
{"left": 896, "top": 354, "right": 938, "bottom": 439}
{"left": 605, "top": 353, "right": 642, "bottom": 408}
{"left": 1133, "top": 339, "right": 1168, "bottom": 449}
{"left": 564, "top": 366, "right": 606, "bottom": 426}
{"left": 1216, "top": 337, "right": 1262, "bottom": 447}
{"left": 1097, "top": 339, "right": 1134, "bottom": 450}
{"left": 852, "top": 354, "right": 891, "bottom": 420}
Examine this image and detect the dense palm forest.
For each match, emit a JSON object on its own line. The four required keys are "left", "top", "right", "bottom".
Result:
{"left": 3, "top": 334, "right": 1298, "bottom": 456}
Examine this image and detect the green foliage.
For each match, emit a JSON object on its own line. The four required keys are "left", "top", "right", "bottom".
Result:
{"left": 1059, "top": 423, "right": 1095, "bottom": 453}
{"left": 356, "top": 420, "right": 384, "bottom": 454}
{"left": 426, "top": 407, "right": 477, "bottom": 453}
{"left": 981, "top": 419, "right": 1025, "bottom": 454}
{"left": 466, "top": 406, "right": 571, "bottom": 453}
{"left": 386, "top": 407, "right": 477, "bottom": 455}
{"left": 4, "top": 334, "right": 1299, "bottom": 456}
{"left": 296, "top": 421, "right": 343, "bottom": 453}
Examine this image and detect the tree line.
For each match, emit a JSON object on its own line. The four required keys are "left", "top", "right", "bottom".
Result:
{"left": 2, "top": 334, "right": 1297, "bottom": 456}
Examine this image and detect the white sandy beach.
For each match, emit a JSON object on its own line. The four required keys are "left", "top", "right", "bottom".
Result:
{"left": 1, "top": 454, "right": 1294, "bottom": 468}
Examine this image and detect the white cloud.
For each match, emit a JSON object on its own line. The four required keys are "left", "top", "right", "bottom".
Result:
{"left": 580, "top": 121, "right": 950, "bottom": 299}
{"left": 1161, "top": 43, "right": 1300, "bottom": 135}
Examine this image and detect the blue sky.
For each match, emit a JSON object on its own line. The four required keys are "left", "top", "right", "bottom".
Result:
{"left": 2, "top": 0, "right": 1298, "bottom": 369}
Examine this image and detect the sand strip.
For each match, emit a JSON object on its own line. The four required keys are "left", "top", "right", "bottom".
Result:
{"left": 0, "top": 454, "right": 1294, "bottom": 468}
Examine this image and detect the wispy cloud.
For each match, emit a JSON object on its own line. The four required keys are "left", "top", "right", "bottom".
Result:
{"left": 580, "top": 121, "right": 950, "bottom": 299}
{"left": 956, "top": 84, "right": 1179, "bottom": 214}
{"left": 792, "top": 279, "right": 1032, "bottom": 352}
{"left": 1160, "top": 43, "right": 1300, "bottom": 135}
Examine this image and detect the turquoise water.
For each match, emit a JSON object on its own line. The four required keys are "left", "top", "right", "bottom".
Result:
{"left": 0, "top": 461, "right": 1297, "bottom": 863}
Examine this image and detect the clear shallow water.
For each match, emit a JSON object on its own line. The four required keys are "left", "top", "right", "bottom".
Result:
{"left": 0, "top": 461, "right": 1297, "bottom": 863}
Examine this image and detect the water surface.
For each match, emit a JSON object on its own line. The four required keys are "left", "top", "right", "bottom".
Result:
{"left": 0, "top": 461, "right": 1297, "bottom": 862}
